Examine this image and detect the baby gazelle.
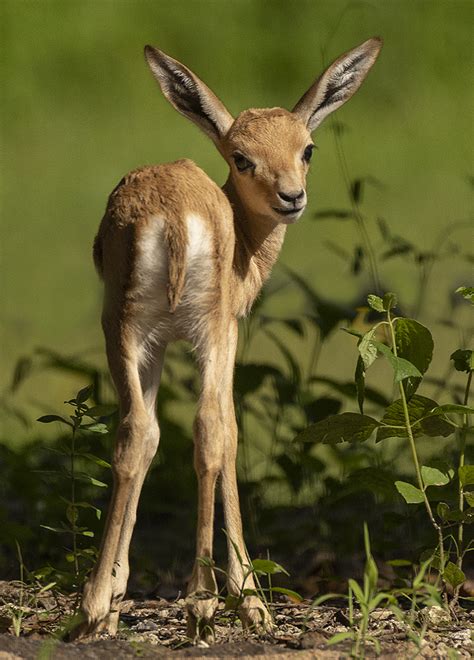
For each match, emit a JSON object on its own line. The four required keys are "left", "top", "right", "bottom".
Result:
{"left": 76, "top": 37, "right": 382, "bottom": 641}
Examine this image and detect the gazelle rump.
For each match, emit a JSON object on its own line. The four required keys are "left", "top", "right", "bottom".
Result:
{"left": 76, "top": 37, "right": 382, "bottom": 641}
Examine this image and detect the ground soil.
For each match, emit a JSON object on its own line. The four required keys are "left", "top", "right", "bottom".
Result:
{"left": 0, "top": 582, "right": 472, "bottom": 659}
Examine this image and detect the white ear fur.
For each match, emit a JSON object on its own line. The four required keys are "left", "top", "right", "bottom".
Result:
{"left": 292, "top": 37, "right": 382, "bottom": 131}
{"left": 144, "top": 46, "right": 234, "bottom": 145}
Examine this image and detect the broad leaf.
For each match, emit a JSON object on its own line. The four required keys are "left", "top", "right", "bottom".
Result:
{"left": 383, "top": 292, "right": 398, "bottom": 310}
{"left": 296, "top": 413, "right": 380, "bottom": 445}
{"left": 376, "top": 396, "right": 456, "bottom": 442}
{"left": 450, "top": 349, "right": 473, "bottom": 373}
{"left": 251, "top": 559, "right": 289, "bottom": 576}
{"left": 374, "top": 342, "right": 422, "bottom": 383}
{"left": 465, "top": 492, "right": 474, "bottom": 507}
{"left": 443, "top": 562, "right": 465, "bottom": 589}
{"left": 455, "top": 286, "right": 474, "bottom": 303}
{"left": 81, "top": 423, "right": 109, "bottom": 434}
{"left": 358, "top": 328, "right": 378, "bottom": 370}
{"left": 395, "top": 481, "right": 424, "bottom": 504}
{"left": 79, "top": 452, "right": 111, "bottom": 468}
{"left": 367, "top": 295, "right": 384, "bottom": 312}
{"left": 270, "top": 587, "right": 303, "bottom": 602}
{"left": 395, "top": 318, "right": 433, "bottom": 398}
{"left": 430, "top": 404, "right": 474, "bottom": 416}
{"left": 76, "top": 384, "right": 93, "bottom": 404}
{"left": 37, "top": 415, "right": 72, "bottom": 426}
{"left": 421, "top": 466, "right": 451, "bottom": 487}
{"left": 437, "top": 502, "right": 450, "bottom": 520}
{"left": 459, "top": 465, "right": 474, "bottom": 486}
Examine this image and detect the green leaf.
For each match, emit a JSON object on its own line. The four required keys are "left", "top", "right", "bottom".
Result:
{"left": 358, "top": 328, "right": 378, "bottom": 370}
{"left": 443, "top": 562, "right": 465, "bottom": 589}
{"left": 395, "top": 318, "right": 433, "bottom": 398}
{"left": 450, "top": 349, "right": 473, "bottom": 373}
{"left": 383, "top": 292, "right": 398, "bottom": 310}
{"left": 296, "top": 413, "right": 380, "bottom": 445}
{"left": 459, "top": 465, "right": 474, "bottom": 486}
{"left": 376, "top": 395, "right": 456, "bottom": 442}
{"left": 387, "top": 559, "right": 412, "bottom": 567}
{"left": 37, "top": 415, "right": 72, "bottom": 426}
{"left": 430, "top": 404, "right": 474, "bottom": 416}
{"left": 251, "top": 559, "right": 289, "bottom": 576}
{"left": 455, "top": 286, "right": 474, "bottom": 303}
{"left": 395, "top": 481, "right": 424, "bottom": 504}
{"left": 74, "top": 472, "right": 108, "bottom": 488}
{"left": 374, "top": 341, "right": 422, "bottom": 383}
{"left": 348, "top": 578, "right": 365, "bottom": 604}
{"left": 421, "top": 466, "right": 451, "bottom": 487}
{"left": 85, "top": 405, "right": 117, "bottom": 418}
{"left": 465, "top": 492, "right": 474, "bottom": 507}
{"left": 437, "top": 502, "right": 450, "bottom": 520}
{"left": 41, "top": 525, "right": 69, "bottom": 534}
{"left": 327, "top": 631, "right": 354, "bottom": 645}
{"left": 367, "top": 294, "right": 384, "bottom": 312}
{"left": 79, "top": 452, "right": 111, "bottom": 468}
{"left": 80, "top": 530, "right": 94, "bottom": 538}
{"left": 76, "top": 385, "right": 94, "bottom": 404}
{"left": 270, "top": 587, "right": 303, "bottom": 602}
{"left": 81, "top": 423, "right": 109, "bottom": 434}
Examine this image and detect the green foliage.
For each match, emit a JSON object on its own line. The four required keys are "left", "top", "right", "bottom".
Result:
{"left": 296, "top": 287, "right": 473, "bottom": 602}
{"left": 35, "top": 384, "right": 112, "bottom": 591}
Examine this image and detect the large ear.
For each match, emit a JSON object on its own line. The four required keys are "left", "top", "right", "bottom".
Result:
{"left": 144, "top": 45, "right": 233, "bottom": 146}
{"left": 292, "top": 37, "right": 382, "bottom": 132}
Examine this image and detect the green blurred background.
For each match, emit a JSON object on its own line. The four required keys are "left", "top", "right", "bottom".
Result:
{"left": 1, "top": 0, "right": 472, "bottom": 440}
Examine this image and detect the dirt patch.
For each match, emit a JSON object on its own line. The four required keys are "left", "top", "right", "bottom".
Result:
{"left": 0, "top": 582, "right": 472, "bottom": 658}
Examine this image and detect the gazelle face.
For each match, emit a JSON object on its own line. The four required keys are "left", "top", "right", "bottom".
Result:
{"left": 223, "top": 109, "right": 313, "bottom": 224}
{"left": 145, "top": 37, "right": 382, "bottom": 224}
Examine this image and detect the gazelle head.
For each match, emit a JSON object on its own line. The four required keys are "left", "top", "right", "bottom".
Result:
{"left": 145, "top": 38, "right": 382, "bottom": 225}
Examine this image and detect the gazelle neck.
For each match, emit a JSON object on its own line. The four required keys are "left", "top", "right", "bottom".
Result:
{"left": 222, "top": 176, "right": 287, "bottom": 289}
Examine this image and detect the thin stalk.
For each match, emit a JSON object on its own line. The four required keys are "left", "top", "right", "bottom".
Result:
{"left": 332, "top": 126, "right": 382, "bottom": 294}
{"left": 71, "top": 418, "right": 79, "bottom": 581}
{"left": 387, "top": 310, "right": 446, "bottom": 574}
{"left": 453, "top": 370, "right": 472, "bottom": 605}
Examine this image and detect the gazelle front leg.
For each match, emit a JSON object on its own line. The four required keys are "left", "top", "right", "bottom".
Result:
{"left": 220, "top": 320, "right": 272, "bottom": 632}
{"left": 185, "top": 331, "right": 228, "bottom": 642}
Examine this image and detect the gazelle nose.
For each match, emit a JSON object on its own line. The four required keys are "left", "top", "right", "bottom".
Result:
{"left": 277, "top": 189, "right": 305, "bottom": 203}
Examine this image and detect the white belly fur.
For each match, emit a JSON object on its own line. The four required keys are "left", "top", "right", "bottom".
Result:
{"left": 134, "top": 214, "right": 215, "bottom": 347}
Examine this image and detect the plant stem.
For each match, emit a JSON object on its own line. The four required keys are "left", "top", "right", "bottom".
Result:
{"left": 453, "top": 369, "right": 472, "bottom": 604}
{"left": 332, "top": 125, "right": 382, "bottom": 294}
{"left": 71, "top": 417, "right": 79, "bottom": 581}
{"left": 387, "top": 310, "right": 446, "bottom": 575}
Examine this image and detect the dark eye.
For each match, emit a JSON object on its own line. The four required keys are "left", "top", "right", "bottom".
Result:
{"left": 303, "top": 144, "right": 314, "bottom": 163}
{"left": 233, "top": 153, "right": 254, "bottom": 172}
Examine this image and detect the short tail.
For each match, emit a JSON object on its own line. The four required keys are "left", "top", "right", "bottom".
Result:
{"left": 165, "top": 220, "right": 187, "bottom": 312}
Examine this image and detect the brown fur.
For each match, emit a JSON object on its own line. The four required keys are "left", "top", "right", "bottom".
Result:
{"left": 77, "top": 38, "right": 382, "bottom": 642}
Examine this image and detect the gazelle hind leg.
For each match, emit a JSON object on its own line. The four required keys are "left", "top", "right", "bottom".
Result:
{"left": 101, "top": 340, "right": 166, "bottom": 635}
{"left": 74, "top": 328, "right": 164, "bottom": 638}
{"left": 220, "top": 320, "right": 272, "bottom": 632}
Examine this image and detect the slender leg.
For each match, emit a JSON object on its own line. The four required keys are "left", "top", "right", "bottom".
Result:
{"left": 220, "top": 320, "right": 272, "bottom": 631}
{"left": 102, "top": 342, "right": 166, "bottom": 635}
{"left": 73, "top": 329, "right": 164, "bottom": 638}
{"left": 186, "top": 324, "right": 228, "bottom": 642}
